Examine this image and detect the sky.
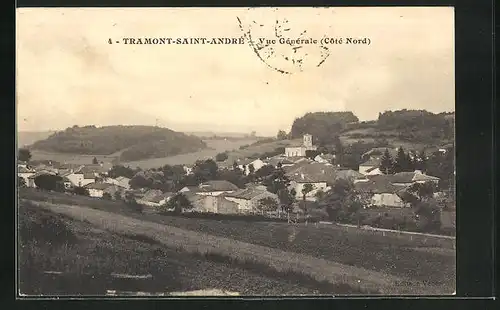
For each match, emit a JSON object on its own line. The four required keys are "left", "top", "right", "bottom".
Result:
{"left": 16, "top": 7, "right": 455, "bottom": 136}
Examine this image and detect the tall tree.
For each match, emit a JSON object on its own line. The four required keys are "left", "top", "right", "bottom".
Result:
{"left": 257, "top": 197, "right": 279, "bottom": 215}
{"left": 192, "top": 159, "right": 218, "bottom": 183}
{"left": 380, "top": 149, "right": 394, "bottom": 174}
{"left": 262, "top": 166, "right": 290, "bottom": 194}
{"left": 215, "top": 152, "right": 228, "bottom": 162}
{"left": 162, "top": 193, "right": 192, "bottom": 214}
{"left": 34, "top": 174, "right": 64, "bottom": 192}
{"left": 108, "top": 165, "right": 136, "bottom": 179}
{"left": 393, "top": 147, "right": 411, "bottom": 173}
{"left": 277, "top": 130, "right": 288, "bottom": 140}
{"left": 318, "top": 179, "right": 366, "bottom": 223}
{"left": 277, "top": 188, "right": 296, "bottom": 222}
{"left": 301, "top": 183, "right": 314, "bottom": 224}
{"left": 18, "top": 148, "right": 32, "bottom": 162}
{"left": 333, "top": 136, "right": 344, "bottom": 166}
{"left": 415, "top": 150, "right": 428, "bottom": 172}
{"left": 248, "top": 164, "right": 255, "bottom": 175}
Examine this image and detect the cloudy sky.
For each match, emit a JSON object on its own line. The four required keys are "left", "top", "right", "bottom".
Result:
{"left": 16, "top": 7, "right": 454, "bottom": 136}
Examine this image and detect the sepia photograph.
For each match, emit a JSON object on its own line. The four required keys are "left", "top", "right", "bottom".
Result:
{"left": 16, "top": 7, "right": 456, "bottom": 297}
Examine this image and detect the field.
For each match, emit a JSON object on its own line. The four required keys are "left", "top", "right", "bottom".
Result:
{"left": 19, "top": 189, "right": 456, "bottom": 295}
{"left": 30, "top": 138, "right": 259, "bottom": 169}
{"left": 124, "top": 138, "right": 259, "bottom": 169}
{"left": 19, "top": 201, "right": 333, "bottom": 296}
{"left": 339, "top": 128, "right": 430, "bottom": 150}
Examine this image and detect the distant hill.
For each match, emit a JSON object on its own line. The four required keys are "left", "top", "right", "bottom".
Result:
{"left": 29, "top": 125, "right": 208, "bottom": 162}
{"left": 338, "top": 110, "right": 455, "bottom": 148}
{"left": 17, "top": 131, "right": 56, "bottom": 148}
{"left": 288, "top": 110, "right": 454, "bottom": 149}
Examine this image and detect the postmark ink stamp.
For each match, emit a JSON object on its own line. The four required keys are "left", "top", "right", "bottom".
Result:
{"left": 237, "top": 8, "right": 331, "bottom": 75}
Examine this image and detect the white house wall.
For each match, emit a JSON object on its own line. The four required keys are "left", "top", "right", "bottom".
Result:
{"left": 371, "top": 193, "right": 406, "bottom": 208}
{"left": 88, "top": 189, "right": 104, "bottom": 198}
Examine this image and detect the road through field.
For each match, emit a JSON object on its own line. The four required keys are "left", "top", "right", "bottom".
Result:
{"left": 27, "top": 199, "right": 452, "bottom": 295}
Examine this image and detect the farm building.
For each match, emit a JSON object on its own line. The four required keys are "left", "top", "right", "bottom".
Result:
{"left": 115, "top": 176, "right": 131, "bottom": 189}
{"left": 84, "top": 182, "right": 114, "bottom": 198}
{"left": 359, "top": 158, "right": 382, "bottom": 175}
{"left": 354, "top": 177, "right": 408, "bottom": 208}
{"left": 224, "top": 187, "right": 279, "bottom": 213}
{"left": 66, "top": 172, "right": 96, "bottom": 187}
{"left": 390, "top": 171, "right": 440, "bottom": 187}
{"left": 197, "top": 180, "right": 239, "bottom": 196}
{"left": 18, "top": 165, "right": 35, "bottom": 187}
{"left": 314, "top": 153, "right": 335, "bottom": 164}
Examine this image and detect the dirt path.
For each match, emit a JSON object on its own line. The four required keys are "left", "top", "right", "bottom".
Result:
{"left": 27, "top": 199, "right": 450, "bottom": 295}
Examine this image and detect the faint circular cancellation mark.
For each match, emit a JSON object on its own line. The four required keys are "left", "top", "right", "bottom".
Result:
{"left": 237, "top": 8, "right": 330, "bottom": 75}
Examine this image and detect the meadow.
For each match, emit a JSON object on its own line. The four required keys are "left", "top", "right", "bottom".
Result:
{"left": 18, "top": 200, "right": 346, "bottom": 296}
{"left": 29, "top": 138, "right": 259, "bottom": 169}
{"left": 19, "top": 189, "right": 456, "bottom": 295}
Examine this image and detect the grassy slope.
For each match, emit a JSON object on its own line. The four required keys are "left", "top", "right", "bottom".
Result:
{"left": 30, "top": 138, "right": 261, "bottom": 169}
{"left": 19, "top": 200, "right": 330, "bottom": 296}
{"left": 20, "top": 189, "right": 455, "bottom": 293}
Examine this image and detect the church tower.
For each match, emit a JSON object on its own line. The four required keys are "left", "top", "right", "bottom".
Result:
{"left": 303, "top": 134, "right": 313, "bottom": 148}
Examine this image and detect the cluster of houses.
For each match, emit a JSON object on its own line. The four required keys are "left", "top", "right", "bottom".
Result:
{"left": 18, "top": 134, "right": 443, "bottom": 215}
{"left": 17, "top": 160, "right": 131, "bottom": 199}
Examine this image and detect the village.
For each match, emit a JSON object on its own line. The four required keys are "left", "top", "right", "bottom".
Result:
{"left": 17, "top": 133, "right": 455, "bottom": 233}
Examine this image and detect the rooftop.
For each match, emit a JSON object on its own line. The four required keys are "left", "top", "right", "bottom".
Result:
{"left": 84, "top": 182, "right": 113, "bottom": 190}
{"left": 199, "top": 180, "right": 239, "bottom": 192}
{"left": 225, "top": 188, "right": 276, "bottom": 200}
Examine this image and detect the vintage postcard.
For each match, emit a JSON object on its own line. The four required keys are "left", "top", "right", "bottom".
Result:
{"left": 16, "top": 7, "right": 455, "bottom": 297}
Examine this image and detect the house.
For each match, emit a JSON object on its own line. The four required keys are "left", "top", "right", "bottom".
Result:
{"left": 390, "top": 171, "right": 440, "bottom": 187}
{"left": 103, "top": 184, "right": 128, "bottom": 199}
{"left": 84, "top": 182, "right": 114, "bottom": 198}
{"left": 58, "top": 163, "right": 85, "bottom": 174}
{"left": 100, "top": 177, "right": 119, "bottom": 186}
{"left": 115, "top": 176, "right": 131, "bottom": 190}
{"left": 314, "top": 153, "right": 335, "bottom": 164}
{"left": 264, "top": 157, "right": 295, "bottom": 168}
{"left": 224, "top": 187, "right": 279, "bottom": 214}
{"left": 334, "top": 168, "right": 367, "bottom": 183}
{"left": 66, "top": 172, "right": 96, "bottom": 187}
{"left": 79, "top": 163, "right": 112, "bottom": 177}
{"left": 359, "top": 158, "right": 382, "bottom": 175}
{"left": 196, "top": 180, "right": 239, "bottom": 196}
{"left": 286, "top": 164, "right": 334, "bottom": 201}
{"left": 364, "top": 166, "right": 383, "bottom": 176}
{"left": 18, "top": 165, "right": 35, "bottom": 187}
{"left": 138, "top": 192, "right": 175, "bottom": 208}
{"left": 284, "top": 134, "right": 317, "bottom": 157}
{"left": 183, "top": 165, "right": 194, "bottom": 175}
{"left": 235, "top": 158, "right": 266, "bottom": 175}
{"left": 179, "top": 186, "right": 201, "bottom": 194}
{"left": 355, "top": 177, "right": 408, "bottom": 208}
{"left": 201, "top": 195, "right": 239, "bottom": 214}
{"left": 136, "top": 189, "right": 164, "bottom": 205}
